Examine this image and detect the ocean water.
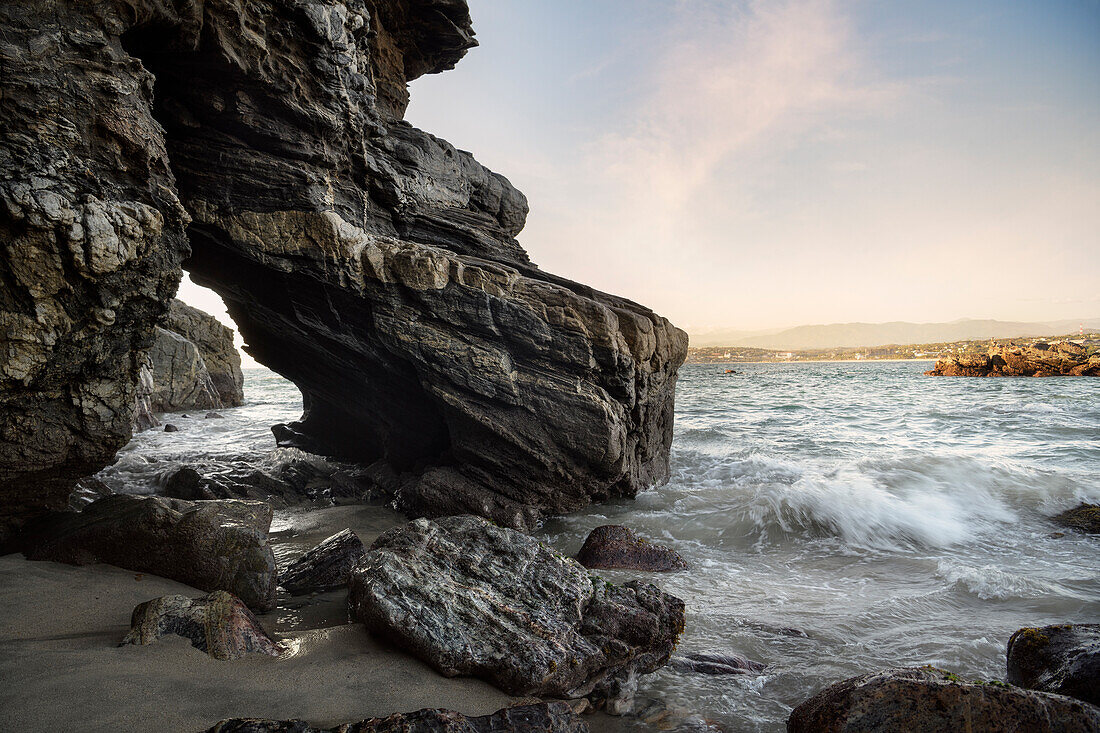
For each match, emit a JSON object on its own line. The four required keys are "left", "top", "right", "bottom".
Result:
{"left": 98, "top": 363, "right": 1100, "bottom": 731}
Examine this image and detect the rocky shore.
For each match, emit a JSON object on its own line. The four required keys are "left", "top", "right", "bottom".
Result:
{"left": 925, "top": 341, "right": 1099, "bottom": 377}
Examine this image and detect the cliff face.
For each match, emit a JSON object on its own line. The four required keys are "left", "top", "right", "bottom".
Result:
{"left": 0, "top": 0, "right": 686, "bottom": 535}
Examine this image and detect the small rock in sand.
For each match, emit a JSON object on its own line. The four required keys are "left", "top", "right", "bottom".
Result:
{"left": 123, "top": 591, "right": 280, "bottom": 660}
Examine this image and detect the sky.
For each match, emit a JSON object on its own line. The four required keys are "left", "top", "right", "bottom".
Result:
{"left": 181, "top": 0, "right": 1100, "bottom": 348}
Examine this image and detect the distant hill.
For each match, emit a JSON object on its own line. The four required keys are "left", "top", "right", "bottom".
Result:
{"left": 689, "top": 318, "right": 1100, "bottom": 350}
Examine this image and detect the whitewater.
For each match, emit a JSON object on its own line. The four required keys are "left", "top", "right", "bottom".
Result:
{"left": 97, "top": 361, "right": 1100, "bottom": 731}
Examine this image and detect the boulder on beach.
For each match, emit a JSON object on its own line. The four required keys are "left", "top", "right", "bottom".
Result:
{"left": 925, "top": 341, "right": 1100, "bottom": 377}
{"left": 21, "top": 494, "right": 277, "bottom": 611}
{"left": 348, "top": 515, "right": 685, "bottom": 698}
{"left": 576, "top": 525, "right": 688, "bottom": 572}
{"left": 669, "top": 652, "right": 766, "bottom": 676}
{"left": 205, "top": 702, "right": 588, "bottom": 733}
{"left": 123, "top": 591, "right": 280, "bottom": 660}
{"left": 787, "top": 666, "right": 1100, "bottom": 733}
{"left": 1051, "top": 504, "right": 1100, "bottom": 534}
{"left": 1007, "top": 624, "right": 1100, "bottom": 706}
{"left": 280, "top": 528, "right": 366, "bottom": 596}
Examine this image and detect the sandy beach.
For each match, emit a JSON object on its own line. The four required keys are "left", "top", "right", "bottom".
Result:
{"left": 0, "top": 503, "right": 529, "bottom": 732}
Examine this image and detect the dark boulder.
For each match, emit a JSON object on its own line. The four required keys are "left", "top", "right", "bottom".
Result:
{"left": 21, "top": 494, "right": 277, "bottom": 611}
{"left": 348, "top": 515, "right": 684, "bottom": 697}
{"left": 669, "top": 652, "right": 766, "bottom": 676}
{"left": 123, "top": 591, "right": 280, "bottom": 660}
{"left": 1007, "top": 624, "right": 1100, "bottom": 706}
{"left": 1052, "top": 504, "right": 1100, "bottom": 534}
{"left": 205, "top": 702, "right": 588, "bottom": 733}
{"left": 787, "top": 666, "right": 1100, "bottom": 733}
{"left": 576, "top": 525, "right": 688, "bottom": 572}
{"left": 280, "top": 528, "right": 366, "bottom": 595}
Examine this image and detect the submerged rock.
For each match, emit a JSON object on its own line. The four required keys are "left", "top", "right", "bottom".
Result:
{"left": 21, "top": 494, "right": 277, "bottom": 611}
{"left": 926, "top": 342, "right": 1100, "bottom": 377}
{"left": 1007, "top": 624, "right": 1100, "bottom": 706}
{"left": 576, "top": 525, "right": 688, "bottom": 572}
{"left": 669, "top": 652, "right": 766, "bottom": 676}
{"left": 123, "top": 591, "right": 280, "bottom": 660}
{"left": 349, "top": 515, "right": 684, "bottom": 697}
{"left": 280, "top": 529, "right": 366, "bottom": 595}
{"left": 205, "top": 702, "right": 588, "bottom": 733}
{"left": 787, "top": 666, "right": 1100, "bottom": 733}
{"left": 1051, "top": 504, "right": 1100, "bottom": 534}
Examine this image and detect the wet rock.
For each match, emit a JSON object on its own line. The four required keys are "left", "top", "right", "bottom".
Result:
{"left": 165, "top": 300, "right": 244, "bottom": 407}
{"left": 1007, "top": 624, "right": 1100, "bottom": 706}
{"left": 926, "top": 341, "right": 1100, "bottom": 377}
{"left": 787, "top": 666, "right": 1100, "bottom": 733}
{"left": 21, "top": 494, "right": 277, "bottom": 611}
{"left": 576, "top": 525, "right": 688, "bottom": 572}
{"left": 67, "top": 478, "right": 114, "bottom": 510}
{"left": 204, "top": 702, "right": 588, "bottom": 733}
{"left": 1051, "top": 504, "right": 1100, "bottom": 534}
{"left": 349, "top": 515, "right": 685, "bottom": 697}
{"left": 164, "top": 424, "right": 179, "bottom": 433}
{"left": 123, "top": 591, "right": 280, "bottom": 660}
{"left": 669, "top": 652, "right": 765, "bottom": 676}
{"left": 280, "top": 529, "right": 366, "bottom": 595}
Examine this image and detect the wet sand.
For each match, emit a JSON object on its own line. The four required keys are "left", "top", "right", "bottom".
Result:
{"left": 0, "top": 503, "right": 526, "bottom": 732}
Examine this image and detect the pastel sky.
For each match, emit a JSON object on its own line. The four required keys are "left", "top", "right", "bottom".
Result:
{"left": 181, "top": 0, "right": 1099, "bottom": 349}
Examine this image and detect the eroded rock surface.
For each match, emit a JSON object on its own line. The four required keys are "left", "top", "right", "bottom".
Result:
{"left": 21, "top": 494, "right": 277, "bottom": 610}
{"left": 576, "top": 525, "right": 688, "bottom": 572}
{"left": 1008, "top": 624, "right": 1100, "bottom": 706}
{"left": 205, "top": 702, "right": 589, "bottom": 733}
{"left": 1, "top": 0, "right": 685, "bottom": 536}
{"left": 926, "top": 342, "right": 1100, "bottom": 377}
{"left": 787, "top": 666, "right": 1100, "bottom": 733}
{"left": 123, "top": 591, "right": 280, "bottom": 660}
{"left": 280, "top": 528, "right": 366, "bottom": 595}
{"left": 348, "top": 515, "right": 685, "bottom": 697}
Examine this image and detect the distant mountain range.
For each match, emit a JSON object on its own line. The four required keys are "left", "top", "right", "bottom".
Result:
{"left": 689, "top": 318, "right": 1100, "bottom": 350}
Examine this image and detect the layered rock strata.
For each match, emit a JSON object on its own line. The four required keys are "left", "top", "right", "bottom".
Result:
{"left": 926, "top": 342, "right": 1099, "bottom": 377}
{"left": 349, "top": 516, "right": 685, "bottom": 698}
{"left": 21, "top": 494, "right": 277, "bottom": 610}
{"left": 0, "top": 0, "right": 686, "bottom": 536}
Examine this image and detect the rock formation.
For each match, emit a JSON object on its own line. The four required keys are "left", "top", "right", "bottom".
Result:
{"left": 1007, "top": 624, "right": 1099, "bottom": 706}
{"left": 926, "top": 342, "right": 1099, "bottom": 377}
{"left": 21, "top": 494, "right": 278, "bottom": 610}
{"left": 165, "top": 299, "right": 244, "bottom": 407}
{"left": 576, "top": 525, "right": 688, "bottom": 572}
{"left": 280, "top": 528, "right": 366, "bottom": 595}
{"left": 205, "top": 703, "right": 589, "bottom": 733}
{"left": 348, "top": 516, "right": 685, "bottom": 698}
{"left": 0, "top": 0, "right": 686, "bottom": 538}
{"left": 787, "top": 666, "right": 1100, "bottom": 733}
{"left": 123, "top": 591, "right": 281, "bottom": 660}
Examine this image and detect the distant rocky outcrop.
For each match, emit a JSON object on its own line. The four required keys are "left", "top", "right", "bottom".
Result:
{"left": 926, "top": 342, "right": 1099, "bottom": 377}
{"left": 787, "top": 666, "right": 1100, "bottom": 732}
{"left": 0, "top": 0, "right": 685, "bottom": 540}
{"left": 205, "top": 703, "right": 589, "bottom": 733}
{"left": 349, "top": 516, "right": 685, "bottom": 698}
{"left": 123, "top": 591, "right": 281, "bottom": 660}
{"left": 21, "top": 494, "right": 277, "bottom": 611}
{"left": 1007, "top": 624, "right": 1100, "bottom": 706}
